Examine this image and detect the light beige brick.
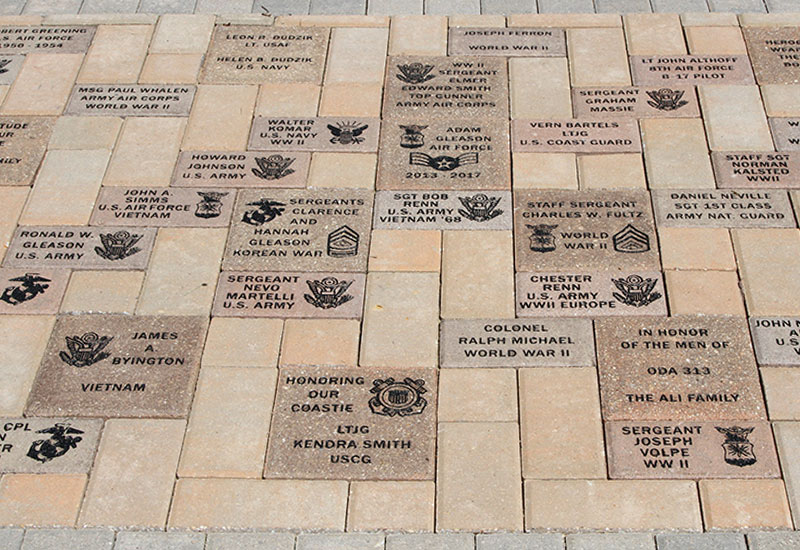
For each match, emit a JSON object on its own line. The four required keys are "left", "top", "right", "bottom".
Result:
{"left": 740, "top": 13, "right": 800, "bottom": 27}
{"left": 682, "top": 13, "right": 739, "bottom": 27}
{"left": 43, "top": 14, "right": 157, "bottom": 25}
{"left": 520, "top": 368, "right": 605, "bottom": 479}
{"left": 700, "top": 479, "right": 792, "bottom": 529}
{"left": 0, "top": 16, "right": 42, "bottom": 24}
{"left": 441, "top": 231, "right": 514, "bottom": 319}
{"left": 641, "top": 118, "right": 715, "bottom": 188}
{"left": 48, "top": 116, "right": 122, "bottom": 150}
{"left": 437, "top": 422, "right": 523, "bottom": 531}
{"left": 136, "top": 228, "right": 227, "bottom": 315}
{"left": 79, "top": 419, "right": 184, "bottom": 528}
{"left": 277, "top": 15, "right": 389, "bottom": 27}
{"left": 149, "top": 14, "right": 215, "bottom": 54}
{"left": 624, "top": 14, "right": 686, "bottom": 55}
{"left": 0, "top": 474, "right": 86, "bottom": 528}
{"left": 202, "top": 318, "right": 283, "bottom": 368}
{"left": 665, "top": 270, "right": 745, "bottom": 316}
{"left": 360, "top": 272, "right": 439, "bottom": 368}
{"left": 774, "top": 422, "right": 800, "bottom": 523}
{"left": 139, "top": 54, "right": 203, "bottom": 84}
{"left": 439, "top": 369, "right": 517, "bottom": 422}
{"left": 762, "top": 85, "right": 800, "bottom": 117}
{"left": 525, "top": 480, "right": 702, "bottom": 530}
{"left": 568, "top": 28, "right": 630, "bottom": 87}
{"left": 326, "top": 27, "right": 388, "bottom": 83}
{"left": 733, "top": 229, "right": 800, "bottom": 315}
{"left": 20, "top": 150, "right": 110, "bottom": 225}
{"left": 509, "top": 57, "right": 571, "bottom": 119}
{"left": 104, "top": 117, "right": 185, "bottom": 186}
{"left": 169, "top": 479, "right": 348, "bottom": 529}
{"left": 61, "top": 271, "right": 144, "bottom": 314}
{"left": 762, "top": 368, "right": 800, "bottom": 420}
{"left": 389, "top": 15, "right": 447, "bottom": 55}
{"left": 0, "top": 316, "right": 54, "bottom": 416}
{"left": 182, "top": 85, "right": 258, "bottom": 151}
{"left": 78, "top": 25, "right": 152, "bottom": 83}
{"left": 368, "top": 229, "right": 441, "bottom": 272}
{"left": 1, "top": 54, "right": 82, "bottom": 115}
{"left": 0, "top": 188, "right": 30, "bottom": 263}
{"left": 659, "top": 227, "right": 737, "bottom": 270}
{"left": 578, "top": 153, "right": 646, "bottom": 189}
{"left": 280, "top": 319, "right": 359, "bottom": 367}
{"left": 179, "top": 367, "right": 276, "bottom": 478}
{"left": 508, "top": 14, "right": 622, "bottom": 28}
{"left": 0, "top": 85, "right": 7, "bottom": 106}
{"left": 307, "top": 153, "right": 376, "bottom": 189}
{"left": 348, "top": 481, "right": 434, "bottom": 532}
{"left": 513, "top": 153, "right": 578, "bottom": 190}
{"left": 318, "top": 83, "right": 383, "bottom": 117}
{"left": 699, "top": 85, "right": 773, "bottom": 151}
{"left": 449, "top": 15, "right": 505, "bottom": 27}
{"left": 686, "top": 26, "right": 747, "bottom": 54}
{"left": 256, "top": 83, "right": 320, "bottom": 117}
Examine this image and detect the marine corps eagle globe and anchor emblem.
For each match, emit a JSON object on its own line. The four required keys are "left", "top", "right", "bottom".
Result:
{"left": 1, "top": 273, "right": 50, "bottom": 306}
{"left": 369, "top": 377, "right": 428, "bottom": 417}
{"left": 26, "top": 423, "right": 84, "bottom": 464}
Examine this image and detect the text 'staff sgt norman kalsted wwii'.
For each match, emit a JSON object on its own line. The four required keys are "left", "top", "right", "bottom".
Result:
{"left": 266, "top": 368, "right": 437, "bottom": 480}
{"left": 25, "top": 315, "right": 208, "bottom": 418}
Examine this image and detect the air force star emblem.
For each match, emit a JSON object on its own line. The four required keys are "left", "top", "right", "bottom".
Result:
{"left": 409, "top": 152, "right": 479, "bottom": 172}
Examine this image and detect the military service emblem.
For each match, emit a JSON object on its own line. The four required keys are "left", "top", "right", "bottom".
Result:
{"left": 369, "top": 377, "right": 428, "bottom": 417}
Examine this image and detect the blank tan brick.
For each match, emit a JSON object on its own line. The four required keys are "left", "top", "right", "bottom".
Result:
{"left": 61, "top": 271, "right": 144, "bottom": 314}
{"left": 308, "top": 153, "right": 376, "bottom": 189}
{"left": 525, "top": 480, "right": 702, "bottom": 530}
{"left": 169, "top": 479, "right": 347, "bottom": 530}
{"left": 509, "top": 58, "right": 571, "bottom": 119}
{"left": 450, "top": 15, "right": 505, "bottom": 27}
{"left": 21, "top": 150, "right": 110, "bottom": 225}
{"left": 104, "top": 118, "right": 186, "bottom": 186}
{"left": 80, "top": 419, "right": 185, "bottom": 528}
{"left": 682, "top": 13, "right": 739, "bottom": 26}
{"left": 0, "top": 188, "right": 29, "bottom": 263}
{"left": 508, "top": 14, "right": 622, "bottom": 28}
{"left": 389, "top": 15, "right": 447, "bottom": 55}
{"left": 182, "top": 85, "right": 258, "bottom": 151}
{"left": 78, "top": 25, "right": 152, "bottom": 83}
{"left": 360, "top": 272, "right": 439, "bottom": 367}
{"left": 256, "top": 83, "right": 320, "bottom": 117}
{"left": 280, "top": 319, "right": 359, "bottom": 367}
{"left": 0, "top": 474, "right": 86, "bottom": 528}
{"left": 699, "top": 86, "right": 773, "bottom": 151}
{"left": 733, "top": 229, "right": 800, "bottom": 315}
{"left": 624, "top": 14, "right": 686, "bottom": 55}
{"left": 665, "top": 270, "right": 745, "bottom": 316}
{"left": 368, "top": 230, "right": 441, "bottom": 272}
{"left": 578, "top": 154, "right": 646, "bottom": 189}
{"left": 348, "top": 482, "right": 434, "bottom": 532}
{"left": 319, "top": 83, "right": 383, "bottom": 117}
{"left": 137, "top": 228, "right": 227, "bottom": 316}
{"left": 686, "top": 26, "right": 747, "bottom": 54}
{"left": 641, "top": 118, "right": 715, "bottom": 189}
{"left": 149, "top": 14, "right": 215, "bottom": 54}
{"left": 739, "top": 13, "right": 800, "bottom": 27}
{"left": 48, "top": 116, "right": 122, "bottom": 150}
{"left": 441, "top": 231, "right": 514, "bottom": 319}
{"left": 0, "top": 316, "right": 54, "bottom": 416}
{"left": 326, "top": 27, "right": 388, "bottom": 83}
{"left": 437, "top": 422, "right": 523, "bottom": 531}
{"left": 277, "top": 15, "right": 389, "bottom": 27}
{"left": 513, "top": 153, "right": 578, "bottom": 190}
{"left": 139, "top": 54, "right": 203, "bottom": 84}
{"left": 659, "top": 227, "right": 736, "bottom": 270}
{"left": 762, "top": 368, "right": 800, "bottom": 420}
{"left": 700, "top": 479, "right": 792, "bottom": 529}
{"left": 202, "top": 318, "right": 283, "bottom": 368}
{"left": 568, "top": 28, "right": 630, "bottom": 87}
{"left": 520, "top": 368, "right": 605, "bottom": 479}
{"left": 439, "top": 369, "right": 517, "bottom": 422}
{"left": 179, "top": 367, "right": 276, "bottom": 478}
{"left": 1, "top": 54, "right": 82, "bottom": 115}
{"left": 762, "top": 85, "right": 800, "bottom": 117}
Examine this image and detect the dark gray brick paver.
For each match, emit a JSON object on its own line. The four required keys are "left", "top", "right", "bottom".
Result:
{"left": 480, "top": 0, "right": 535, "bottom": 13}
{"left": 0, "top": 530, "right": 23, "bottom": 550}
{"left": 425, "top": 0, "right": 481, "bottom": 13}
{"left": 81, "top": 0, "right": 140, "bottom": 13}
{"left": 113, "top": 531, "right": 206, "bottom": 550}
{"left": 22, "top": 0, "right": 82, "bottom": 14}
{"left": 477, "top": 533, "right": 564, "bottom": 550}
{"left": 386, "top": 534, "right": 475, "bottom": 550}
{"left": 296, "top": 533, "right": 385, "bottom": 550}
{"left": 537, "top": 0, "right": 595, "bottom": 13}
{"left": 596, "top": 0, "right": 653, "bottom": 12}
{"left": 567, "top": 533, "right": 656, "bottom": 550}
{"left": 22, "top": 529, "right": 114, "bottom": 550}
{"left": 367, "top": 0, "right": 423, "bottom": 14}
{"left": 651, "top": 0, "right": 709, "bottom": 11}
{"left": 253, "top": 0, "right": 310, "bottom": 14}
{"left": 205, "top": 532, "right": 296, "bottom": 550}
{"left": 707, "top": 0, "right": 766, "bottom": 11}
{"left": 138, "top": 0, "right": 197, "bottom": 13}
{"left": 309, "top": 0, "right": 367, "bottom": 14}
{"left": 747, "top": 532, "right": 800, "bottom": 550}
{"left": 655, "top": 533, "right": 747, "bottom": 550}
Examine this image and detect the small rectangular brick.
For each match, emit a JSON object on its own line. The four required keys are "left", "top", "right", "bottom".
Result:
{"left": 21, "top": 529, "right": 114, "bottom": 550}
{"left": 387, "top": 534, "right": 474, "bottom": 550}
{"left": 665, "top": 270, "right": 746, "bottom": 315}
{"left": 761, "top": 368, "right": 800, "bottom": 419}
{"left": 762, "top": 86, "right": 800, "bottom": 117}
{"left": 508, "top": 13, "right": 622, "bottom": 27}
{"left": 114, "top": 532, "right": 205, "bottom": 550}
{"left": 23, "top": 0, "right": 82, "bottom": 14}
{"left": 426, "top": 0, "right": 479, "bottom": 13}
{"left": 368, "top": 230, "right": 441, "bottom": 272}
{"left": 138, "top": 0, "right": 197, "bottom": 13}
{"left": 1, "top": 54, "right": 83, "bottom": 115}
{"left": 657, "top": 533, "right": 746, "bottom": 550}
{"left": 682, "top": 13, "right": 737, "bottom": 26}
{"left": 624, "top": 14, "right": 686, "bottom": 55}
{"left": 348, "top": 481, "right": 434, "bottom": 532}
{"left": 77, "top": 25, "right": 151, "bottom": 83}
{"left": 257, "top": 0, "right": 310, "bottom": 15}
{"left": 195, "top": 0, "right": 252, "bottom": 12}
{"left": 0, "top": 475, "right": 86, "bottom": 527}
{"left": 525, "top": 480, "right": 702, "bottom": 530}
{"left": 641, "top": 118, "right": 715, "bottom": 189}
{"left": 360, "top": 272, "right": 439, "bottom": 367}
{"left": 438, "top": 369, "right": 517, "bottom": 422}
{"left": 202, "top": 318, "right": 282, "bottom": 368}
{"left": 182, "top": 85, "right": 258, "bottom": 151}
{"left": 308, "top": 153, "right": 376, "bottom": 188}
{"left": 566, "top": 533, "right": 655, "bottom": 550}
{"left": 733, "top": 229, "right": 800, "bottom": 315}
{"left": 137, "top": 228, "right": 227, "bottom": 315}
{"left": 700, "top": 479, "right": 792, "bottom": 529}
{"left": 178, "top": 367, "right": 276, "bottom": 478}
{"left": 81, "top": 0, "right": 140, "bottom": 13}
{"left": 79, "top": 419, "right": 185, "bottom": 528}
{"left": 578, "top": 154, "right": 646, "bottom": 190}
{"left": 0, "top": 316, "right": 54, "bottom": 416}
{"left": 309, "top": 0, "right": 365, "bottom": 14}
{"left": 205, "top": 533, "right": 295, "bottom": 550}
{"left": 150, "top": 14, "right": 214, "bottom": 54}
{"left": 653, "top": 0, "right": 708, "bottom": 11}
{"left": 568, "top": 28, "right": 631, "bottom": 86}
{"left": 537, "top": 0, "right": 594, "bottom": 13}
{"left": 169, "top": 479, "right": 348, "bottom": 529}
{"left": 389, "top": 15, "right": 447, "bottom": 55}
{"left": 774, "top": 422, "right": 800, "bottom": 525}
{"left": 520, "top": 368, "right": 605, "bottom": 479}
{"left": 296, "top": 534, "right": 385, "bottom": 550}
{"left": 437, "top": 422, "right": 523, "bottom": 531}
{"left": 441, "top": 231, "right": 514, "bottom": 319}
{"left": 765, "top": 0, "right": 800, "bottom": 10}
{"left": 687, "top": 26, "right": 747, "bottom": 54}
{"left": 48, "top": 116, "right": 121, "bottom": 150}
{"left": 658, "top": 227, "right": 736, "bottom": 270}
{"left": 318, "top": 83, "right": 382, "bottom": 117}
{"left": 479, "top": 0, "right": 530, "bottom": 14}
{"left": 699, "top": 85, "right": 774, "bottom": 151}
{"left": 60, "top": 271, "right": 143, "bottom": 314}
{"left": 103, "top": 118, "right": 186, "bottom": 186}
{"left": 708, "top": 0, "right": 766, "bottom": 10}
{"left": 513, "top": 153, "right": 578, "bottom": 190}
{"left": 748, "top": 532, "right": 800, "bottom": 550}
{"left": 368, "top": 0, "right": 423, "bottom": 14}
{"left": 280, "top": 319, "right": 359, "bottom": 367}
{"left": 326, "top": 27, "right": 388, "bottom": 83}
{"left": 477, "top": 534, "right": 564, "bottom": 550}
{"left": 510, "top": 58, "right": 572, "bottom": 118}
